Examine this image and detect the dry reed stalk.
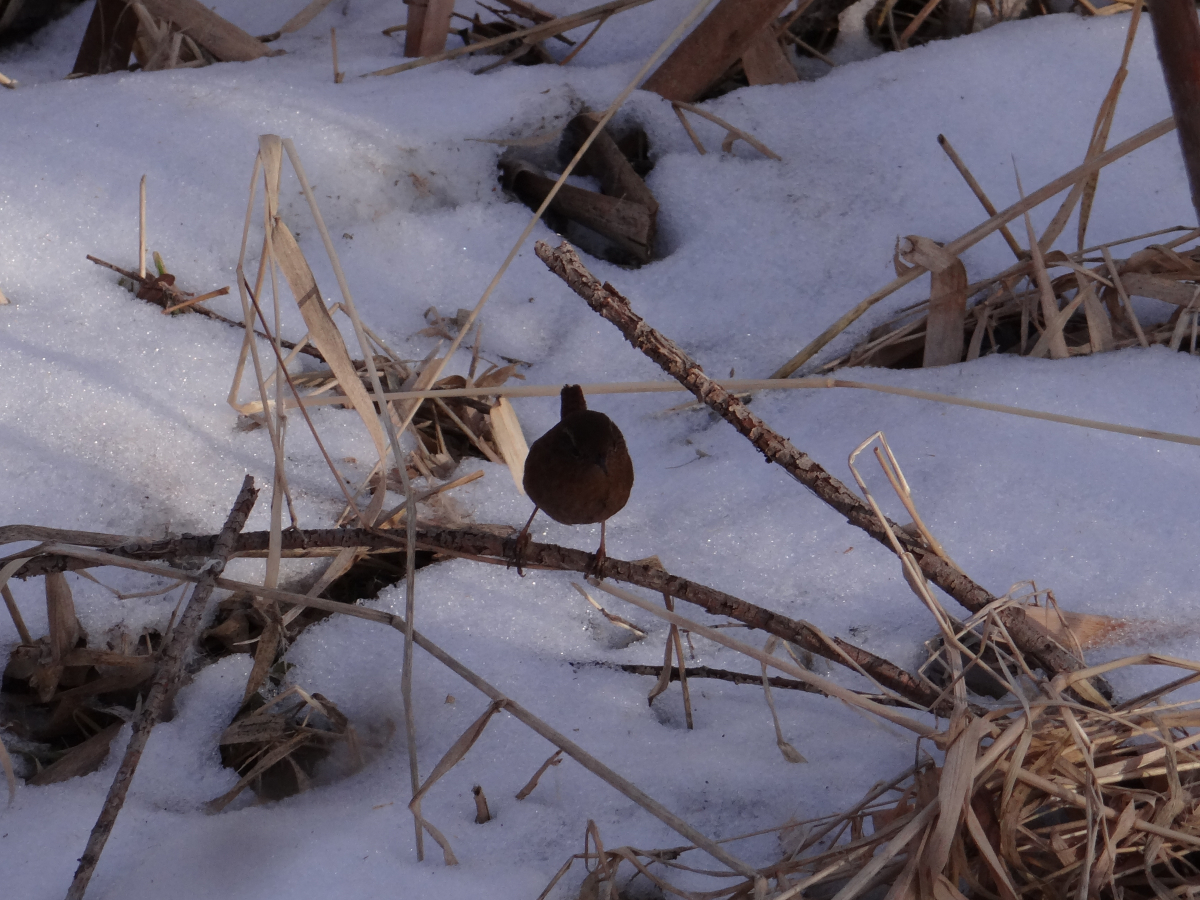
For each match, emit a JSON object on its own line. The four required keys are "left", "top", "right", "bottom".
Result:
{"left": 258, "top": 0, "right": 335, "bottom": 42}
{"left": 161, "top": 285, "right": 230, "bottom": 314}
{"left": 936, "top": 134, "right": 1023, "bottom": 260}
{"left": 488, "top": 397, "right": 529, "bottom": 493}
{"left": 556, "top": 12, "right": 609, "bottom": 64}
{"left": 0, "top": 71, "right": 16, "bottom": 88}
{"left": 278, "top": 135, "right": 427, "bottom": 854}
{"left": 244, "top": 280, "right": 368, "bottom": 525}
{"left": 138, "top": 175, "right": 146, "bottom": 279}
{"left": 1077, "top": 0, "right": 1143, "bottom": 252}
{"left": 535, "top": 239, "right": 1104, "bottom": 700}
{"left": 669, "top": 101, "right": 782, "bottom": 160}
{"left": 1017, "top": 167, "right": 1070, "bottom": 359}
{"left": 365, "top": 0, "right": 659, "bottom": 75}
{"left": 515, "top": 749, "right": 563, "bottom": 799}
{"left": 64, "top": 476, "right": 258, "bottom": 900}
{"left": 2, "top": 581, "right": 33, "bottom": 644}
{"left": 772, "top": 115, "right": 1177, "bottom": 376}
{"left": 673, "top": 102, "right": 707, "bottom": 154}
{"left": 375, "top": 469, "right": 484, "bottom": 528}
{"left": 1102, "top": 244, "right": 1151, "bottom": 347}
{"left": 270, "top": 377, "right": 1200, "bottom": 448}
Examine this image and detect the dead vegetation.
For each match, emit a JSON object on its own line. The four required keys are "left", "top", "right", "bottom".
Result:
{"left": 7, "top": 1, "right": 1200, "bottom": 898}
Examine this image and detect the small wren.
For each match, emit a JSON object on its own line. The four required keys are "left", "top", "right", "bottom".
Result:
{"left": 516, "top": 384, "right": 634, "bottom": 574}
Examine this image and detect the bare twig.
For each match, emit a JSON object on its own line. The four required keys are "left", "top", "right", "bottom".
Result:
{"left": 65, "top": 476, "right": 258, "bottom": 900}
{"left": 535, "top": 240, "right": 1108, "bottom": 703}
{"left": 12, "top": 527, "right": 949, "bottom": 713}
{"left": 86, "top": 254, "right": 321, "bottom": 358}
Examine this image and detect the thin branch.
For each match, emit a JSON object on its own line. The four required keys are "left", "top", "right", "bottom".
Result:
{"left": 534, "top": 239, "right": 1109, "bottom": 704}
{"left": 11, "top": 525, "right": 949, "bottom": 713}
{"left": 65, "top": 476, "right": 258, "bottom": 900}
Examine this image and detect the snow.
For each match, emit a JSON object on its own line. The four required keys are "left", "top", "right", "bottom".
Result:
{"left": 2, "top": 1, "right": 1199, "bottom": 897}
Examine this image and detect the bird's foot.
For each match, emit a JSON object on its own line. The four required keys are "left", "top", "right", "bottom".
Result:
{"left": 589, "top": 527, "right": 608, "bottom": 580}
{"left": 512, "top": 528, "right": 532, "bottom": 577}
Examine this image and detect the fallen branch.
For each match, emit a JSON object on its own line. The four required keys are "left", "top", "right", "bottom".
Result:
{"left": 86, "top": 254, "right": 321, "bottom": 359}
{"left": 534, "top": 239, "right": 1109, "bottom": 704}
{"left": 64, "top": 475, "right": 258, "bottom": 900}
{"left": 5, "top": 525, "right": 946, "bottom": 712}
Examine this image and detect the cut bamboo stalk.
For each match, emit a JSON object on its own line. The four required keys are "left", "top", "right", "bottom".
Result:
{"left": 137, "top": 0, "right": 271, "bottom": 61}
{"left": 922, "top": 256, "right": 967, "bottom": 367}
{"left": 740, "top": 24, "right": 798, "bottom": 85}
{"left": 771, "top": 115, "right": 1176, "bottom": 376}
{"left": 72, "top": 0, "right": 140, "bottom": 75}
{"left": 642, "top": 0, "right": 789, "bottom": 100}
{"left": 405, "top": 0, "right": 455, "bottom": 57}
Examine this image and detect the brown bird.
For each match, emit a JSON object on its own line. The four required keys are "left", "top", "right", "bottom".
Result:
{"left": 516, "top": 384, "right": 634, "bottom": 574}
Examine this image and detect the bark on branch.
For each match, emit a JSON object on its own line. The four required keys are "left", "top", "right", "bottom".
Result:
{"left": 7, "top": 524, "right": 946, "bottom": 713}
{"left": 533, "top": 239, "right": 1109, "bottom": 703}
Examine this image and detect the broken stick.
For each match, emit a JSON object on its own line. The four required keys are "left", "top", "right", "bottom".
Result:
{"left": 65, "top": 475, "right": 258, "bottom": 900}
{"left": 535, "top": 239, "right": 1110, "bottom": 705}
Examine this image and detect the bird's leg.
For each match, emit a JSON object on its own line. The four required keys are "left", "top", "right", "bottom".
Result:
{"left": 513, "top": 506, "right": 539, "bottom": 577}
{"left": 590, "top": 520, "right": 608, "bottom": 579}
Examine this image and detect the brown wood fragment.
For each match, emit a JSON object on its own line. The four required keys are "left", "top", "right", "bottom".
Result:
{"left": 72, "top": 0, "right": 140, "bottom": 75}
{"left": 28, "top": 722, "right": 124, "bottom": 786}
{"left": 405, "top": 0, "right": 455, "bottom": 57}
{"left": 563, "top": 113, "right": 659, "bottom": 214}
{"left": 1120, "top": 272, "right": 1200, "bottom": 307}
{"left": 136, "top": 0, "right": 271, "bottom": 62}
{"left": 1148, "top": 0, "right": 1200, "bottom": 225}
{"left": 501, "top": 160, "right": 655, "bottom": 263}
{"left": 739, "top": 25, "right": 798, "bottom": 86}
{"left": 641, "top": 0, "right": 792, "bottom": 101}
{"left": 923, "top": 257, "right": 967, "bottom": 367}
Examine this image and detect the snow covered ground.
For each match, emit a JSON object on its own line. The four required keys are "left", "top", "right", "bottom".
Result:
{"left": 2, "top": 2, "right": 1199, "bottom": 898}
